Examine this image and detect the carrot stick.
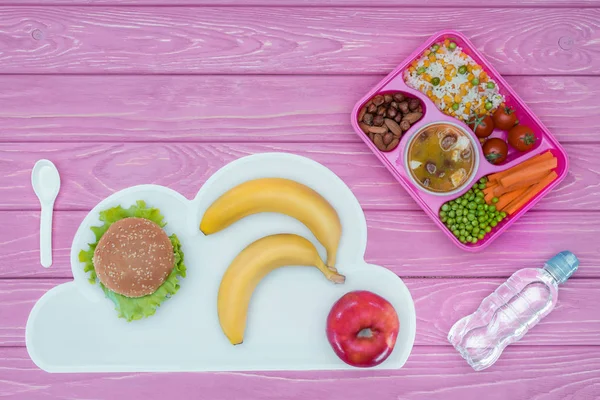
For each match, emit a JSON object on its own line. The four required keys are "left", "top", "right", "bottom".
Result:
{"left": 505, "top": 171, "right": 558, "bottom": 215}
{"left": 493, "top": 170, "right": 549, "bottom": 196}
{"left": 486, "top": 151, "right": 554, "bottom": 182}
{"left": 496, "top": 187, "right": 528, "bottom": 211}
{"left": 500, "top": 158, "right": 557, "bottom": 188}
{"left": 484, "top": 191, "right": 495, "bottom": 204}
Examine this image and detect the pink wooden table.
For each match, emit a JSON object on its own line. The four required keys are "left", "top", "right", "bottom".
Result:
{"left": 1, "top": 1, "right": 599, "bottom": 399}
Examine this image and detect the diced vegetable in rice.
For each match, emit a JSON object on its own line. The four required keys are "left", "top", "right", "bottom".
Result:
{"left": 403, "top": 40, "right": 504, "bottom": 123}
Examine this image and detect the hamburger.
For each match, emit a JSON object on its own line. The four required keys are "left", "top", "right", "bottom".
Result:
{"left": 79, "top": 200, "right": 186, "bottom": 321}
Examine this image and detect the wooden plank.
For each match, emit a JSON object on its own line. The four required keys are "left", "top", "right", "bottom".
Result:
{"left": 0, "top": 7, "right": 597, "bottom": 75}
{"left": 0, "top": 346, "right": 599, "bottom": 399}
{"left": 0, "top": 143, "right": 597, "bottom": 211}
{"left": 1, "top": 278, "right": 598, "bottom": 347}
{"left": 0, "top": 75, "right": 597, "bottom": 143}
{"left": 4, "top": 0, "right": 599, "bottom": 6}
{"left": 2, "top": 210, "right": 599, "bottom": 279}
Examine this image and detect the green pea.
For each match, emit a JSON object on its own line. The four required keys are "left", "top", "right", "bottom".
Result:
{"left": 478, "top": 216, "right": 486, "bottom": 222}
{"left": 478, "top": 183, "right": 486, "bottom": 190}
{"left": 480, "top": 222, "right": 487, "bottom": 229}
{"left": 473, "top": 227, "right": 480, "bottom": 235}
{"left": 462, "top": 217, "right": 469, "bottom": 224}
{"left": 460, "top": 229, "right": 466, "bottom": 236}
{"left": 452, "top": 103, "right": 460, "bottom": 111}
{"left": 476, "top": 210, "right": 484, "bottom": 216}
{"left": 479, "top": 177, "right": 488, "bottom": 184}
{"left": 432, "top": 44, "right": 440, "bottom": 52}
{"left": 497, "top": 215, "right": 503, "bottom": 222}
{"left": 441, "top": 217, "right": 447, "bottom": 223}
{"left": 466, "top": 235, "right": 473, "bottom": 242}
{"left": 447, "top": 219, "right": 455, "bottom": 226}
{"left": 487, "top": 82, "right": 495, "bottom": 89}
{"left": 461, "top": 199, "right": 468, "bottom": 206}
{"left": 465, "top": 224, "right": 473, "bottom": 232}
{"left": 488, "top": 205, "right": 496, "bottom": 212}
{"left": 485, "top": 102, "right": 493, "bottom": 110}
{"left": 441, "top": 204, "right": 449, "bottom": 212}
{"left": 467, "top": 214, "right": 475, "bottom": 221}
{"left": 468, "top": 203, "right": 477, "bottom": 210}
{"left": 478, "top": 233, "right": 485, "bottom": 240}
{"left": 471, "top": 78, "right": 480, "bottom": 85}
{"left": 440, "top": 211, "right": 447, "bottom": 218}
{"left": 458, "top": 65, "right": 467, "bottom": 74}
{"left": 471, "top": 220, "right": 479, "bottom": 226}
{"left": 477, "top": 191, "right": 484, "bottom": 198}
{"left": 417, "top": 67, "right": 426, "bottom": 75}
{"left": 431, "top": 77, "right": 441, "bottom": 86}
{"left": 491, "top": 220, "right": 498, "bottom": 227}
{"left": 477, "top": 204, "right": 484, "bottom": 211}
{"left": 485, "top": 226, "right": 492, "bottom": 233}
{"left": 451, "top": 203, "right": 458, "bottom": 210}
{"left": 449, "top": 42, "right": 457, "bottom": 50}
{"left": 500, "top": 212, "right": 507, "bottom": 218}
{"left": 456, "top": 209, "right": 463, "bottom": 216}
{"left": 471, "top": 237, "right": 478, "bottom": 244}
{"left": 492, "top": 197, "right": 499, "bottom": 204}
{"left": 453, "top": 229, "right": 460, "bottom": 236}
{"left": 475, "top": 197, "right": 484, "bottom": 205}
{"left": 451, "top": 225, "right": 458, "bottom": 231}
{"left": 459, "top": 236, "right": 466, "bottom": 243}
{"left": 484, "top": 204, "right": 490, "bottom": 210}
{"left": 448, "top": 210, "right": 456, "bottom": 218}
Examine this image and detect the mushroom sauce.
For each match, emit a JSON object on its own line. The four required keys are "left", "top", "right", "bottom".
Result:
{"left": 407, "top": 123, "right": 475, "bottom": 193}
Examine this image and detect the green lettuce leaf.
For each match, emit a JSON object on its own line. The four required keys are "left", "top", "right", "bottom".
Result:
{"left": 78, "top": 200, "right": 187, "bottom": 321}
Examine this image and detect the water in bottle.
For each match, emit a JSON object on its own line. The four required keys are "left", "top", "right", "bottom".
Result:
{"left": 448, "top": 251, "right": 579, "bottom": 371}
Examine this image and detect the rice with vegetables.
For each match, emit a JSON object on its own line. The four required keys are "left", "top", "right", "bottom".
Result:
{"left": 403, "top": 39, "right": 504, "bottom": 123}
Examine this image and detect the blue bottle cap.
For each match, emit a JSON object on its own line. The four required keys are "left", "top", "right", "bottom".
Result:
{"left": 544, "top": 251, "right": 579, "bottom": 284}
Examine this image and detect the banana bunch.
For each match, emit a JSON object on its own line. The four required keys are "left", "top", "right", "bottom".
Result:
{"left": 200, "top": 178, "right": 344, "bottom": 345}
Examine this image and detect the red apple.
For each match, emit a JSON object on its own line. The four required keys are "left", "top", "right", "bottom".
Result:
{"left": 326, "top": 290, "right": 400, "bottom": 368}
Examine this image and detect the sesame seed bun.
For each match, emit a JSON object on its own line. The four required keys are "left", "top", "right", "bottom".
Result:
{"left": 93, "top": 217, "right": 175, "bottom": 298}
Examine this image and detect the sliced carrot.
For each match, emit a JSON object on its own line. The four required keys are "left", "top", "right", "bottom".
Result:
{"left": 493, "top": 170, "right": 549, "bottom": 197}
{"left": 484, "top": 191, "right": 495, "bottom": 204}
{"left": 496, "top": 187, "right": 528, "bottom": 211}
{"left": 505, "top": 171, "right": 558, "bottom": 215}
{"left": 486, "top": 151, "right": 554, "bottom": 182}
{"left": 500, "top": 157, "right": 558, "bottom": 188}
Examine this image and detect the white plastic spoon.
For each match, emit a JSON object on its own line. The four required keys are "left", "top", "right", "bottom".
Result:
{"left": 31, "top": 160, "right": 61, "bottom": 268}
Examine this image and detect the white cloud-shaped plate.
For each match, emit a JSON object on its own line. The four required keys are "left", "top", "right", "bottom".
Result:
{"left": 26, "top": 153, "right": 416, "bottom": 373}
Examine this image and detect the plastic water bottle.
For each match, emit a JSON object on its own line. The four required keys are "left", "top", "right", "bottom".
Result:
{"left": 448, "top": 251, "right": 579, "bottom": 371}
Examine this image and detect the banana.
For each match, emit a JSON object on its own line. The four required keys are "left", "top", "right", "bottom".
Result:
{"left": 200, "top": 178, "right": 342, "bottom": 269}
{"left": 218, "top": 234, "right": 345, "bottom": 345}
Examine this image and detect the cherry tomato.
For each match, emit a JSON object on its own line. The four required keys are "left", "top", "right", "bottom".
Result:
{"left": 468, "top": 115, "right": 494, "bottom": 138}
{"left": 482, "top": 138, "right": 508, "bottom": 164}
{"left": 492, "top": 106, "right": 517, "bottom": 130}
{"left": 508, "top": 125, "right": 537, "bottom": 152}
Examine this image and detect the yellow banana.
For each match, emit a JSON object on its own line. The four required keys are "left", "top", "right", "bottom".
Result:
{"left": 200, "top": 178, "right": 342, "bottom": 268}
{"left": 218, "top": 234, "right": 345, "bottom": 345}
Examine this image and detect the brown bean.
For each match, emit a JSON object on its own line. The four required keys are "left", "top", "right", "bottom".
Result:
{"left": 386, "top": 138, "right": 400, "bottom": 151}
{"left": 394, "top": 114, "right": 402, "bottom": 123}
{"left": 383, "top": 132, "right": 393, "bottom": 145}
{"left": 387, "top": 107, "right": 397, "bottom": 118}
{"left": 390, "top": 101, "right": 398, "bottom": 109}
{"left": 400, "top": 120, "right": 411, "bottom": 131}
{"left": 368, "top": 104, "right": 377, "bottom": 113}
{"left": 384, "top": 94, "right": 393, "bottom": 104}
{"left": 377, "top": 106, "right": 386, "bottom": 116}
{"left": 373, "top": 134, "right": 387, "bottom": 151}
{"left": 359, "top": 122, "right": 370, "bottom": 134}
{"left": 417, "top": 105, "right": 423, "bottom": 113}
{"left": 358, "top": 106, "right": 366, "bottom": 122}
{"left": 368, "top": 125, "right": 389, "bottom": 135}
{"left": 373, "top": 115, "right": 384, "bottom": 126}
{"left": 373, "top": 95, "right": 385, "bottom": 106}
{"left": 362, "top": 113, "right": 373, "bottom": 125}
{"left": 398, "top": 101, "right": 409, "bottom": 114}
{"left": 384, "top": 118, "right": 403, "bottom": 137}
{"left": 403, "top": 112, "right": 423, "bottom": 124}
{"left": 393, "top": 93, "right": 405, "bottom": 102}
{"left": 409, "top": 98, "right": 420, "bottom": 111}
{"left": 369, "top": 132, "right": 375, "bottom": 141}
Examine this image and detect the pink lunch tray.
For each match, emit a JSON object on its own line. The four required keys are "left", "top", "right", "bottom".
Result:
{"left": 350, "top": 30, "right": 568, "bottom": 252}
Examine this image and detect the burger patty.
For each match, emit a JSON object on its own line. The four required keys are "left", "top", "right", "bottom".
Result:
{"left": 93, "top": 217, "right": 175, "bottom": 298}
